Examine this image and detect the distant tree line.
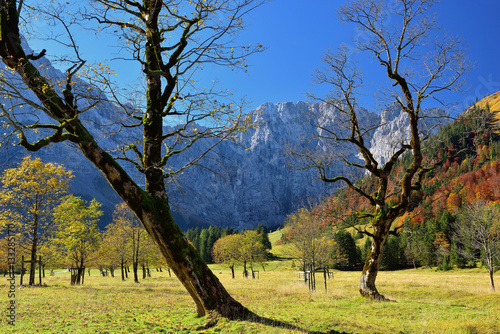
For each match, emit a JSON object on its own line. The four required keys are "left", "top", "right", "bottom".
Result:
{"left": 0, "top": 156, "right": 274, "bottom": 287}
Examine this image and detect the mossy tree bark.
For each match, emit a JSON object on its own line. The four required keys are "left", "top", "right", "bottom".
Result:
{"left": 0, "top": 0, "right": 260, "bottom": 317}
{"left": 358, "top": 217, "right": 394, "bottom": 300}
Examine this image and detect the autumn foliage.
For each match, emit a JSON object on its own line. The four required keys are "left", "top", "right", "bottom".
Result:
{"left": 320, "top": 107, "right": 500, "bottom": 230}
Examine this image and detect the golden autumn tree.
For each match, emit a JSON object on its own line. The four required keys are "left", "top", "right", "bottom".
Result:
{"left": 97, "top": 220, "right": 129, "bottom": 280}
{"left": 433, "top": 231, "right": 451, "bottom": 268}
{"left": 239, "top": 230, "right": 268, "bottom": 278}
{"left": 111, "top": 202, "right": 147, "bottom": 283}
{"left": 0, "top": 156, "right": 72, "bottom": 285}
{"left": 283, "top": 208, "right": 344, "bottom": 274}
{"left": 52, "top": 195, "right": 103, "bottom": 285}
{"left": 446, "top": 193, "right": 462, "bottom": 213}
{"left": 212, "top": 234, "right": 243, "bottom": 279}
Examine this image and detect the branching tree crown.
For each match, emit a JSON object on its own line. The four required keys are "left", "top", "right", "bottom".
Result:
{"left": 52, "top": 195, "right": 103, "bottom": 285}
{"left": 283, "top": 207, "right": 344, "bottom": 273}
{"left": 0, "top": 0, "right": 265, "bottom": 317}
{"left": 295, "top": 0, "right": 470, "bottom": 300}
{"left": 453, "top": 201, "right": 500, "bottom": 291}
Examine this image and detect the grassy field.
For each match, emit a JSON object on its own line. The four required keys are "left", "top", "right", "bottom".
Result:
{"left": 0, "top": 262, "right": 498, "bottom": 333}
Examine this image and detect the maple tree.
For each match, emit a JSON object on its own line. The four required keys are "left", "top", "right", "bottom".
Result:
{"left": 52, "top": 195, "right": 103, "bottom": 285}
{"left": 110, "top": 202, "right": 148, "bottom": 283}
{"left": 212, "top": 234, "right": 243, "bottom": 279}
{"left": 294, "top": 0, "right": 469, "bottom": 299}
{"left": 283, "top": 208, "right": 344, "bottom": 274}
{"left": 97, "top": 220, "right": 130, "bottom": 280}
{"left": 0, "top": 0, "right": 264, "bottom": 316}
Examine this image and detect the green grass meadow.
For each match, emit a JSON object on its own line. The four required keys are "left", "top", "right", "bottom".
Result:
{"left": 0, "top": 262, "right": 498, "bottom": 333}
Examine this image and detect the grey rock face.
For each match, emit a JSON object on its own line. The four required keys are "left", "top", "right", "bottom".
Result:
{"left": 369, "top": 105, "right": 449, "bottom": 165}
{"left": 169, "top": 101, "right": 376, "bottom": 230}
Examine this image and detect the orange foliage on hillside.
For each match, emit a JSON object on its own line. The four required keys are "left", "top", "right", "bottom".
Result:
{"left": 319, "top": 148, "right": 500, "bottom": 227}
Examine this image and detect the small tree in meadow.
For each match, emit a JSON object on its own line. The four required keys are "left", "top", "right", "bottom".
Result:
{"left": 283, "top": 208, "right": 337, "bottom": 272}
{"left": 111, "top": 202, "right": 147, "bottom": 283}
{"left": 453, "top": 202, "right": 500, "bottom": 291}
{"left": 212, "top": 234, "right": 243, "bottom": 279}
{"left": 239, "top": 230, "right": 268, "bottom": 278}
{"left": 52, "top": 196, "right": 103, "bottom": 285}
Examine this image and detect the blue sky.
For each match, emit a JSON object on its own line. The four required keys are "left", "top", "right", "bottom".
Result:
{"left": 28, "top": 0, "right": 500, "bottom": 114}
{"left": 220, "top": 0, "right": 500, "bottom": 112}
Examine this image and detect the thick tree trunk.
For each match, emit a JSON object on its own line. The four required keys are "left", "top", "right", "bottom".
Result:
{"left": 80, "top": 267, "right": 85, "bottom": 285}
{"left": 230, "top": 266, "right": 235, "bottom": 279}
{"left": 323, "top": 270, "right": 327, "bottom": 293}
{"left": 359, "top": 223, "right": 391, "bottom": 300}
{"left": 121, "top": 261, "right": 125, "bottom": 281}
{"left": 140, "top": 206, "right": 246, "bottom": 317}
{"left": 243, "top": 260, "right": 248, "bottom": 278}
{"left": 29, "top": 254, "right": 36, "bottom": 285}
{"left": 80, "top": 258, "right": 85, "bottom": 285}
{"left": 0, "top": 9, "right": 248, "bottom": 318}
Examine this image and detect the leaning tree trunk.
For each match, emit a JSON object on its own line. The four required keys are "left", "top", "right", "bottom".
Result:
{"left": 77, "top": 141, "right": 247, "bottom": 317}
{"left": 0, "top": 3, "right": 247, "bottom": 319}
{"left": 359, "top": 220, "right": 392, "bottom": 300}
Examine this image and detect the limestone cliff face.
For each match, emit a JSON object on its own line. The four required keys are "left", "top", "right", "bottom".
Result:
{"left": 168, "top": 101, "right": 377, "bottom": 230}
{"left": 368, "top": 104, "right": 449, "bottom": 165}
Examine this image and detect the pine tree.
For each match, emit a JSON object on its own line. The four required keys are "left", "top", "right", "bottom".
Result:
{"left": 256, "top": 224, "right": 272, "bottom": 250}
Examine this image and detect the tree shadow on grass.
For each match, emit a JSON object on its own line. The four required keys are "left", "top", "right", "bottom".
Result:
{"left": 242, "top": 312, "right": 352, "bottom": 334}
